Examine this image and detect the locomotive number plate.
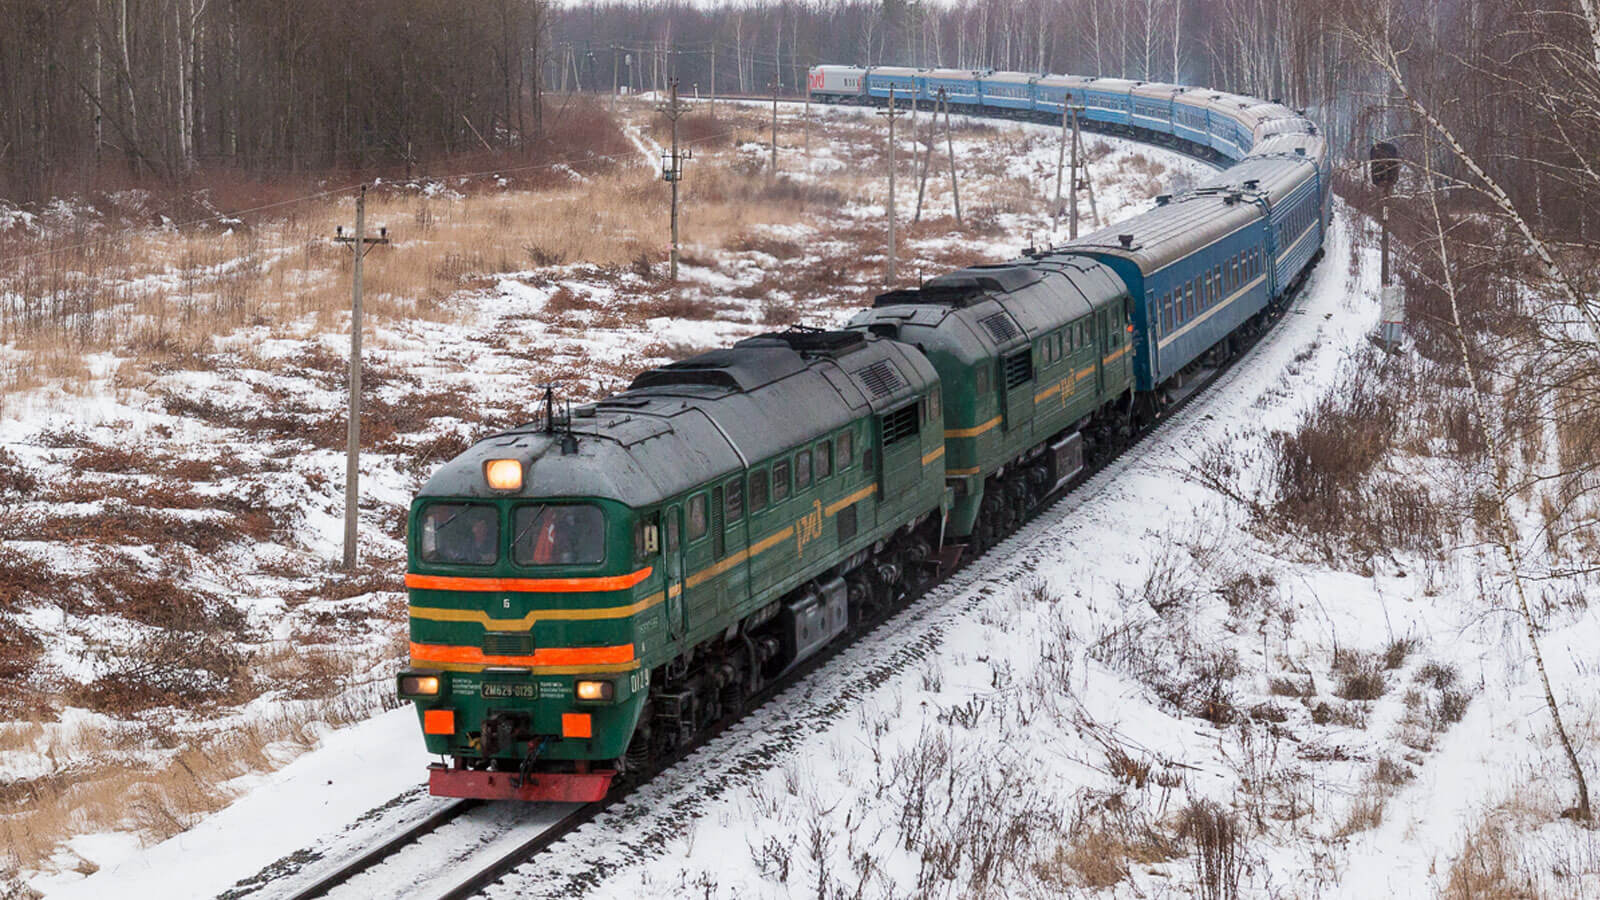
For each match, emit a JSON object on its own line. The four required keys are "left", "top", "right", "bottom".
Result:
{"left": 480, "top": 683, "right": 537, "bottom": 699}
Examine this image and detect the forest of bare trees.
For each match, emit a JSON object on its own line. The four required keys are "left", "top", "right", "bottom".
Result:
{"left": 0, "top": 0, "right": 550, "bottom": 199}
{"left": 0, "top": 0, "right": 1373, "bottom": 203}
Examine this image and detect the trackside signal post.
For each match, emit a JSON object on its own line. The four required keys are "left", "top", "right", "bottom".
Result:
{"left": 1370, "top": 140, "right": 1402, "bottom": 349}
{"left": 334, "top": 185, "right": 389, "bottom": 569}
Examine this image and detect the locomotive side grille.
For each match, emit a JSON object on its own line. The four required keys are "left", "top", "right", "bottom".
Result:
{"left": 881, "top": 403, "right": 920, "bottom": 446}
{"left": 482, "top": 632, "right": 535, "bottom": 656}
{"left": 853, "top": 360, "right": 906, "bottom": 399}
{"left": 977, "top": 312, "right": 1021, "bottom": 344}
{"left": 1003, "top": 350, "right": 1034, "bottom": 390}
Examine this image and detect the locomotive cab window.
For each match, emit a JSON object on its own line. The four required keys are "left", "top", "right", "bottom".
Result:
{"left": 796, "top": 450, "right": 813, "bottom": 490}
{"left": 725, "top": 479, "right": 744, "bottom": 522}
{"left": 418, "top": 503, "right": 499, "bottom": 566}
{"left": 836, "top": 431, "right": 854, "bottom": 469}
{"left": 511, "top": 504, "right": 605, "bottom": 566}
{"left": 815, "top": 442, "right": 832, "bottom": 479}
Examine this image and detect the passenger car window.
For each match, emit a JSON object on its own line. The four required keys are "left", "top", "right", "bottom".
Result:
{"left": 419, "top": 503, "right": 499, "bottom": 565}
{"left": 688, "top": 494, "right": 708, "bottom": 540}
{"left": 512, "top": 504, "right": 605, "bottom": 566}
{"left": 773, "top": 461, "right": 791, "bottom": 501}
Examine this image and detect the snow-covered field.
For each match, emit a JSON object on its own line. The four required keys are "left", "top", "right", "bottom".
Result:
{"left": 7, "top": 100, "right": 1597, "bottom": 899}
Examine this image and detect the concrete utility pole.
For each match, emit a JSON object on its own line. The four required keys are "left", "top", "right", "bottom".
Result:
{"left": 333, "top": 185, "right": 389, "bottom": 570}
{"left": 709, "top": 46, "right": 717, "bottom": 118}
{"left": 769, "top": 80, "right": 780, "bottom": 179}
{"left": 611, "top": 45, "right": 619, "bottom": 111}
{"left": 942, "top": 88, "right": 961, "bottom": 224}
{"left": 879, "top": 85, "right": 900, "bottom": 284}
{"left": 658, "top": 80, "right": 692, "bottom": 283}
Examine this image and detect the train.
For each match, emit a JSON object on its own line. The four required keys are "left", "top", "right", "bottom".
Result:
{"left": 395, "top": 64, "right": 1330, "bottom": 802}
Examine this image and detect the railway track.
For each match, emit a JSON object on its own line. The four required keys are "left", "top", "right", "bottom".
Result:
{"left": 230, "top": 232, "right": 1331, "bottom": 899}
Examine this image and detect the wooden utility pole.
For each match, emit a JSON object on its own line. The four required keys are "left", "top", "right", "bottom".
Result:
{"left": 1052, "top": 102, "right": 1069, "bottom": 237}
{"left": 942, "top": 88, "right": 961, "bottom": 224}
{"left": 914, "top": 93, "right": 937, "bottom": 222}
{"left": 769, "top": 80, "right": 780, "bottom": 179}
{"left": 333, "top": 186, "right": 389, "bottom": 570}
{"left": 803, "top": 85, "right": 811, "bottom": 159}
{"left": 1070, "top": 106, "right": 1087, "bottom": 239}
{"left": 1081, "top": 119, "right": 1101, "bottom": 229}
{"left": 879, "top": 85, "right": 900, "bottom": 284}
{"left": 658, "top": 80, "right": 691, "bottom": 283}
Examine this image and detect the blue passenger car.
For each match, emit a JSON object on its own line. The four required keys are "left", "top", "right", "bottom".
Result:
{"left": 1061, "top": 195, "right": 1271, "bottom": 391}
{"left": 979, "top": 71, "right": 1036, "bottom": 113}
{"left": 865, "top": 66, "right": 923, "bottom": 102}
{"left": 923, "top": 68, "right": 981, "bottom": 106}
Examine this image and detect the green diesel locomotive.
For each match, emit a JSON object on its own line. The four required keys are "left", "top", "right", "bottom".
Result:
{"left": 398, "top": 330, "right": 947, "bottom": 801}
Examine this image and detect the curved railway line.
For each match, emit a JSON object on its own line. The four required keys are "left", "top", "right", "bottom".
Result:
{"left": 222, "top": 56, "right": 1338, "bottom": 900}
{"left": 235, "top": 245, "right": 1326, "bottom": 900}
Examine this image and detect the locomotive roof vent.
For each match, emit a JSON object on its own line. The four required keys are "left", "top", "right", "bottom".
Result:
{"left": 1118, "top": 233, "right": 1135, "bottom": 248}
{"left": 1243, "top": 179, "right": 1260, "bottom": 190}
{"left": 1156, "top": 194, "right": 1171, "bottom": 206}
{"left": 1295, "top": 147, "right": 1307, "bottom": 156}
{"left": 744, "top": 328, "right": 866, "bottom": 356}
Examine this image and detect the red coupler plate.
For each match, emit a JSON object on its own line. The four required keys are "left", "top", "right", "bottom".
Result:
{"left": 428, "top": 765, "right": 615, "bottom": 803}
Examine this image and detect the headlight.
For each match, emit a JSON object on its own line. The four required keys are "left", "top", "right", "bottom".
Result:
{"left": 575, "top": 680, "right": 615, "bottom": 701}
{"left": 399, "top": 674, "right": 441, "bottom": 696}
{"left": 485, "top": 458, "right": 523, "bottom": 491}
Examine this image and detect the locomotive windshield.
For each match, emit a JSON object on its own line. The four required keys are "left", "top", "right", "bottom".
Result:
{"left": 418, "top": 503, "right": 499, "bottom": 565}
{"left": 512, "top": 504, "right": 606, "bottom": 566}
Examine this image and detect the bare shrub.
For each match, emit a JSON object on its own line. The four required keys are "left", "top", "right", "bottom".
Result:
{"left": 1179, "top": 801, "right": 1243, "bottom": 900}
{"left": 0, "top": 449, "right": 38, "bottom": 497}
{"left": 1374, "top": 757, "right": 1415, "bottom": 787}
{"left": 1334, "top": 650, "right": 1388, "bottom": 701}
{"left": 524, "top": 243, "right": 565, "bottom": 267}
{"left": 1416, "top": 660, "right": 1458, "bottom": 689}
{"left": 1336, "top": 790, "right": 1387, "bottom": 836}
{"left": 1382, "top": 637, "right": 1418, "bottom": 669}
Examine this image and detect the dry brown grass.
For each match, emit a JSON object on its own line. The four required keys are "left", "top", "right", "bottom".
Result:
{"left": 1444, "top": 819, "right": 1540, "bottom": 899}
{"left": 0, "top": 686, "right": 397, "bottom": 873}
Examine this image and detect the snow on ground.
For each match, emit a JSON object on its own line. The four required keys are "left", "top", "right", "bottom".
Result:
{"left": 14, "top": 100, "right": 1594, "bottom": 899}
{"left": 3, "top": 101, "right": 1207, "bottom": 893}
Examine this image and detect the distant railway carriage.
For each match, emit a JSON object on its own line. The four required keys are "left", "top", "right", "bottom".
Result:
{"left": 808, "top": 64, "right": 866, "bottom": 99}
{"left": 922, "top": 67, "right": 982, "bottom": 105}
{"left": 979, "top": 71, "right": 1037, "bottom": 113}
{"left": 398, "top": 63, "right": 1330, "bottom": 804}
{"left": 1130, "top": 82, "right": 1183, "bottom": 136}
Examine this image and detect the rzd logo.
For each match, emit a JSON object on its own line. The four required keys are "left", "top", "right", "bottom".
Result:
{"left": 794, "top": 499, "right": 824, "bottom": 557}
{"left": 808, "top": 71, "right": 825, "bottom": 91}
